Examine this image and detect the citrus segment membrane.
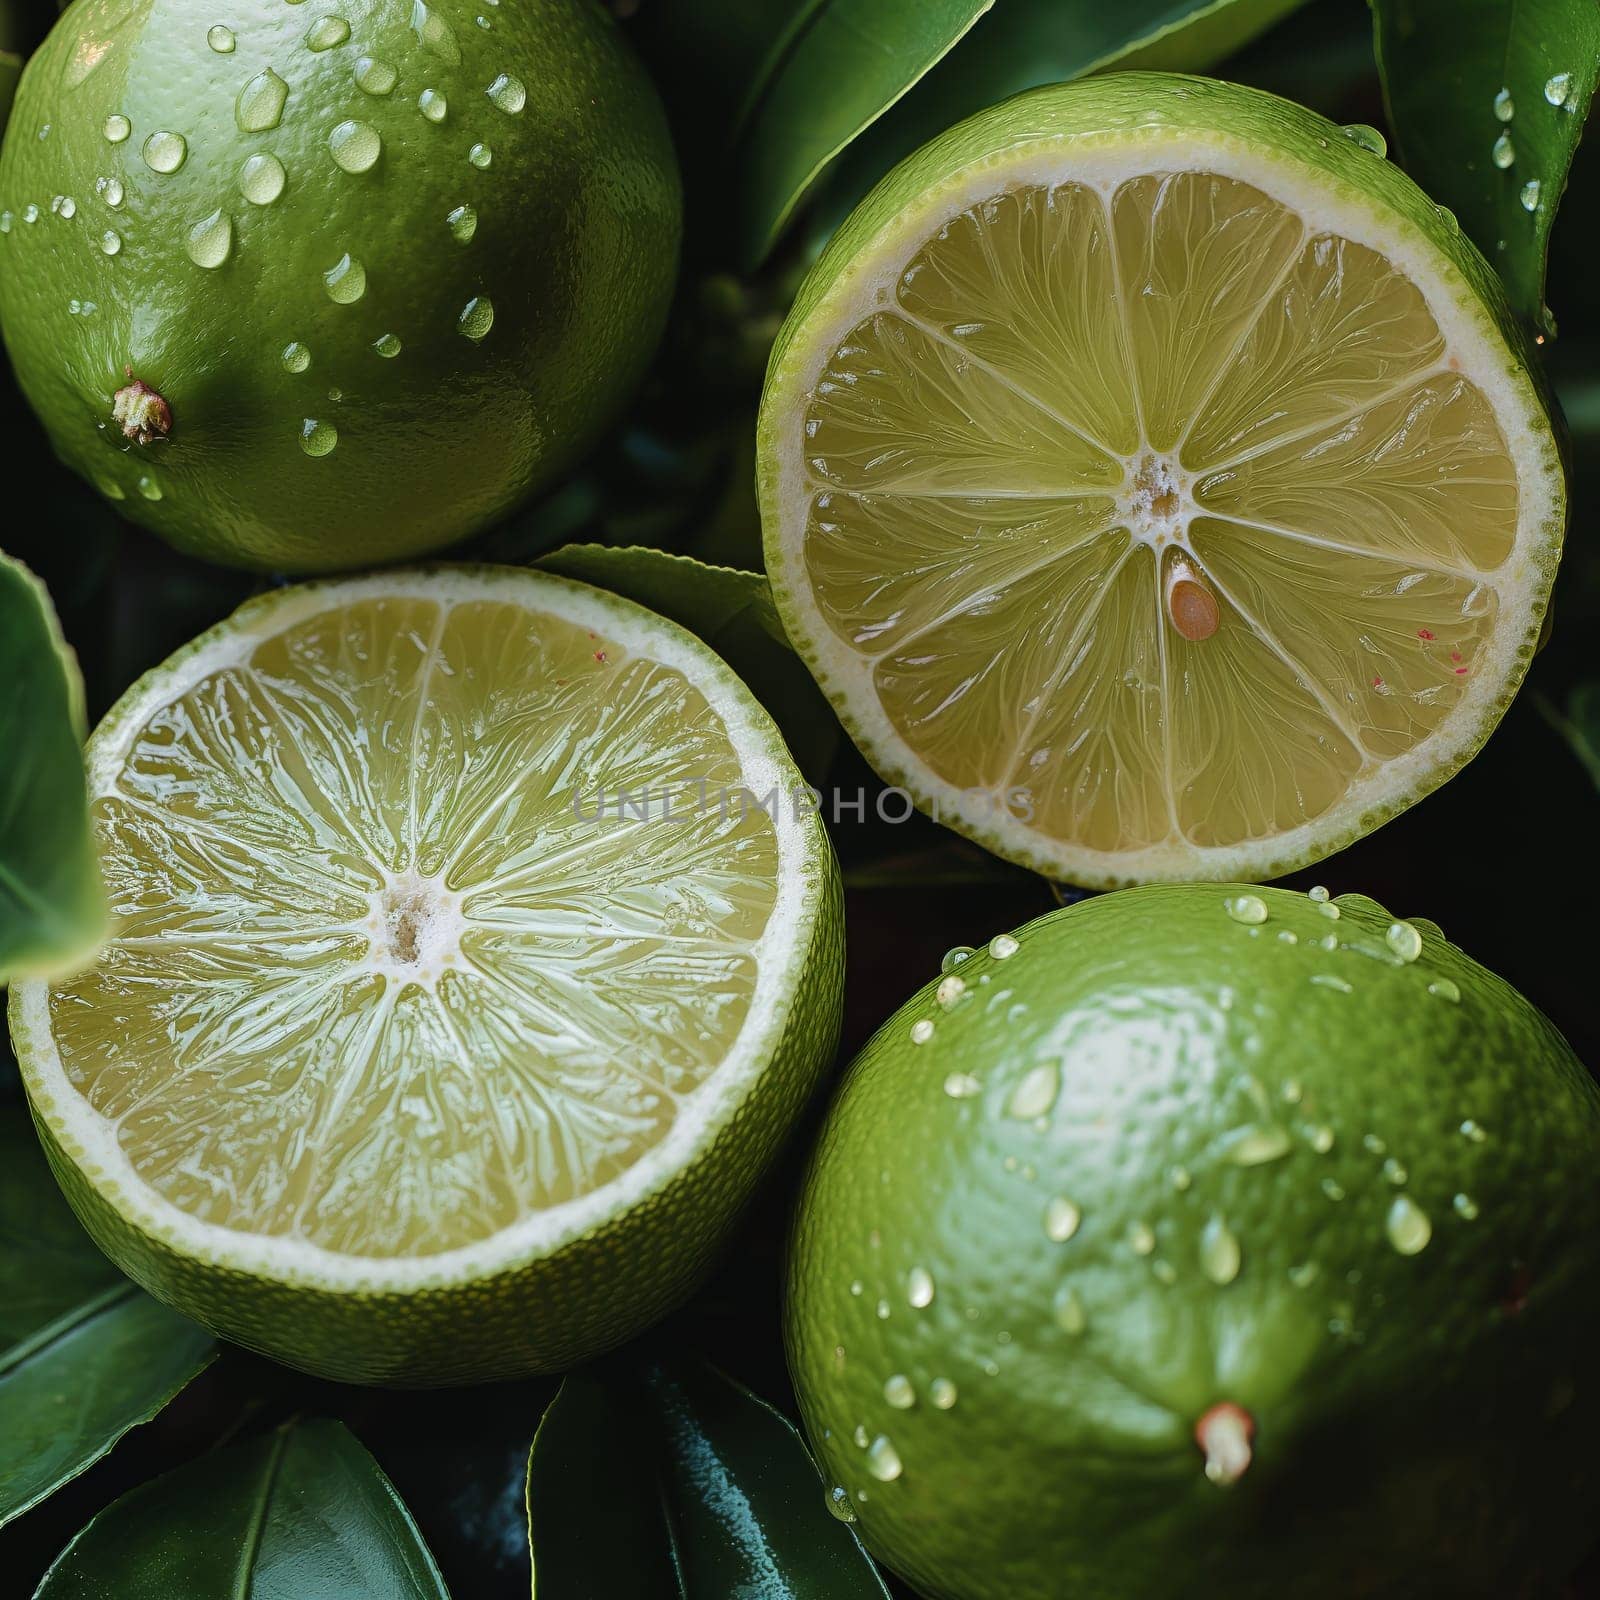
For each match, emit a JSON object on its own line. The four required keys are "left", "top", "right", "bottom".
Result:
{"left": 781, "top": 165, "right": 1539, "bottom": 875}
{"left": 42, "top": 584, "right": 788, "bottom": 1260}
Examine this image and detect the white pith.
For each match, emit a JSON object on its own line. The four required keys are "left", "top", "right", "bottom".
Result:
{"left": 763, "top": 132, "right": 1563, "bottom": 885}
{"left": 10, "top": 568, "right": 827, "bottom": 1293}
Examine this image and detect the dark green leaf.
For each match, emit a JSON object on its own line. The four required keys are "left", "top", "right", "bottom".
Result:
{"left": 34, "top": 1419, "right": 451, "bottom": 1598}
{"left": 0, "top": 1107, "right": 215, "bottom": 1526}
{"left": 1542, "top": 682, "right": 1600, "bottom": 788}
{"left": 526, "top": 1363, "right": 888, "bottom": 1598}
{"left": 0, "top": 553, "right": 106, "bottom": 982}
{"left": 646, "top": 1364, "right": 893, "bottom": 1598}
{"left": 1373, "top": 0, "right": 1600, "bottom": 330}
{"left": 536, "top": 545, "right": 840, "bottom": 782}
{"left": 0, "top": 49, "right": 20, "bottom": 137}
{"left": 526, "top": 1375, "right": 681, "bottom": 1599}
{"left": 735, "top": 0, "right": 994, "bottom": 266}
{"left": 787, "top": 0, "right": 1311, "bottom": 261}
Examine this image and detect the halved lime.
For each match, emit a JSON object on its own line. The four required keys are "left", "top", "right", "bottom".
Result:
{"left": 9, "top": 568, "right": 842, "bottom": 1383}
{"left": 759, "top": 74, "right": 1564, "bottom": 886}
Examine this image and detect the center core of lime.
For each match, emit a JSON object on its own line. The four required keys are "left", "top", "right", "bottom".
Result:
{"left": 369, "top": 872, "right": 464, "bottom": 987}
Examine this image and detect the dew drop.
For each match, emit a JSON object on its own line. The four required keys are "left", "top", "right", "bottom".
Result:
{"left": 324, "top": 252, "right": 367, "bottom": 303}
{"left": 939, "top": 946, "right": 973, "bottom": 974}
{"left": 1520, "top": 178, "right": 1542, "bottom": 211}
{"left": 1224, "top": 892, "right": 1268, "bottom": 925}
{"left": 99, "top": 228, "right": 122, "bottom": 255}
{"left": 237, "top": 69, "right": 289, "bottom": 133}
{"left": 53, "top": 195, "right": 77, "bottom": 219}
{"left": 1169, "top": 1164, "right": 1192, "bottom": 1192}
{"left": 1007, "top": 1062, "right": 1058, "bottom": 1120}
{"left": 1385, "top": 921, "right": 1422, "bottom": 963}
{"left": 989, "top": 933, "right": 1019, "bottom": 960}
{"left": 1493, "top": 87, "right": 1515, "bottom": 121}
{"left": 1341, "top": 122, "right": 1387, "bottom": 156}
{"left": 910, "top": 1018, "right": 934, "bottom": 1046}
{"left": 935, "top": 974, "right": 965, "bottom": 1009}
{"left": 372, "top": 332, "right": 402, "bottom": 358}
{"left": 825, "top": 1486, "right": 856, "bottom": 1523}
{"left": 96, "top": 476, "right": 125, "bottom": 500}
{"left": 136, "top": 474, "right": 162, "bottom": 500}
{"left": 1492, "top": 132, "right": 1515, "bottom": 169}
{"left": 1386, "top": 1195, "right": 1431, "bottom": 1255}
{"left": 486, "top": 71, "right": 526, "bottom": 112}
{"left": 457, "top": 294, "right": 494, "bottom": 340}
{"left": 142, "top": 130, "right": 188, "bottom": 173}
{"left": 1044, "top": 1197, "right": 1081, "bottom": 1243}
{"left": 306, "top": 15, "right": 350, "bottom": 50}
{"left": 354, "top": 56, "right": 398, "bottom": 95}
{"left": 22, "top": 205, "right": 39, "bottom": 223}
{"left": 942, "top": 1071, "right": 979, "bottom": 1098}
{"left": 282, "top": 341, "right": 311, "bottom": 373}
{"left": 883, "top": 1375, "right": 915, "bottom": 1410}
{"left": 1321, "top": 1177, "right": 1345, "bottom": 1201}
{"left": 468, "top": 141, "right": 493, "bottom": 168}
{"left": 865, "top": 1435, "right": 902, "bottom": 1482}
{"left": 1289, "top": 1261, "right": 1320, "bottom": 1288}
{"left": 0, "top": 212, "right": 11, "bottom": 234}
{"left": 1307, "top": 885, "right": 1330, "bottom": 903}
{"left": 1428, "top": 977, "right": 1461, "bottom": 1004}
{"left": 1200, "top": 1215, "right": 1241, "bottom": 1285}
{"left": 1127, "top": 1221, "right": 1155, "bottom": 1257}
{"left": 1545, "top": 72, "right": 1574, "bottom": 107}
{"left": 1453, "top": 1192, "right": 1480, "bottom": 1220}
{"left": 185, "top": 208, "right": 233, "bottom": 269}
{"left": 411, "top": 0, "right": 462, "bottom": 63}
{"left": 1221, "top": 1124, "right": 1292, "bottom": 1166}
{"left": 239, "top": 153, "right": 287, "bottom": 205}
{"left": 419, "top": 88, "right": 448, "bottom": 122}
{"left": 98, "top": 176, "right": 125, "bottom": 207}
{"left": 875, "top": 1298, "right": 890, "bottom": 1321}
{"left": 329, "top": 119, "right": 382, "bottom": 173}
{"left": 1306, "top": 1124, "right": 1335, "bottom": 1154}
{"left": 299, "top": 417, "right": 338, "bottom": 457}
{"left": 852, "top": 1424, "right": 869, "bottom": 1449}
{"left": 476, "top": 13, "right": 491, "bottom": 27}
{"left": 1317, "top": 901, "right": 1340, "bottom": 920}
{"left": 1460, "top": 1118, "right": 1486, "bottom": 1143}
{"left": 1053, "top": 1284, "right": 1086, "bottom": 1334}
{"left": 929, "top": 1378, "right": 958, "bottom": 1410}
{"left": 907, "top": 1266, "right": 934, "bottom": 1308}
{"left": 207, "top": 23, "right": 235, "bottom": 52}
{"left": 103, "top": 113, "right": 132, "bottom": 143}
{"left": 1382, "top": 1157, "right": 1408, "bottom": 1186}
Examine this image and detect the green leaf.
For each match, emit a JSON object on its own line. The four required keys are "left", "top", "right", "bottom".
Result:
{"left": 536, "top": 545, "right": 840, "bottom": 782}
{"left": 1542, "top": 682, "right": 1600, "bottom": 788}
{"left": 1373, "top": 0, "right": 1600, "bottom": 331}
{"left": 526, "top": 1375, "right": 681, "bottom": 1599}
{"left": 527, "top": 1363, "right": 889, "bottom": 1598}
{"left": 646, "top": 1363, "right": 892, "bottom": 1597}
{"left": 34, "top": 1418, "right": 452, "bottom": 1598}
{"left": 0, "top": 1107, "right": 215, "bottom": 1526}
{"left": 735, "top": 0, "right": 995, "bottom": 267}
{"left": 759, "top": 0, "right": 1311, "bottom": 264}
{"left": 0, "top": 553, "right": 106, "bottom": 983}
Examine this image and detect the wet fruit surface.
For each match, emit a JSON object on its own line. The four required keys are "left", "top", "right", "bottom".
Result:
{"left": 0, "top": 0, "right": 681, "bottom": 571}
{"left": 787, "top": 884, "right": 1600, "bottom": 1600}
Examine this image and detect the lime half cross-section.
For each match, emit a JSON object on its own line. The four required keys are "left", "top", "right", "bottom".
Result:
{"left": 9, "top": 568, "right": 843, "bottom": 1383}
{"left": 758, "top": 74, "right": 1565, "bottom": 886}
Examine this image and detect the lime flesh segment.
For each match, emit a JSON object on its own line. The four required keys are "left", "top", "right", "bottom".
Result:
{"left": 764, "top": 78, "right": 1563, "bottom": 886}
{"left": 39, "top": 589, "right": 777, "bottom": 1257}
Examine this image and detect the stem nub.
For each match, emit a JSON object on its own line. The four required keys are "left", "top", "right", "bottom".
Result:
{"left": 1196, "top": 1401, "right": 1255, "bottom": 1485}
{"left": 112, "top": 377, "right": 172, "bottom": 445}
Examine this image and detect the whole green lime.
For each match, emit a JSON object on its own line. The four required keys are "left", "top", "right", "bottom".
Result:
{"left": 0, "top": 0, "right": 680, "bottom": 571}
{"left": 787, "top": 886, "right": 1600, "bottom": 1599}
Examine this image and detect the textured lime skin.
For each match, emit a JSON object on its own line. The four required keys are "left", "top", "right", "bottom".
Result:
{"left": 10, "top": 566, "right": 845, "bottom": 1385}
{"left": 758, "top": 74, "right": 1567, "bottom": 888}
{"left": 787, "top": 886, "right": 1600, "bottom": 1599}
{"left": 0, "top": 0, "right": 680, "bottom": 572}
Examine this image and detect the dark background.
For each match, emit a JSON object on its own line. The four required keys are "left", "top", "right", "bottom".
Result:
{"left": 3, "top": 0, "right": 1598, "bottom": 1592}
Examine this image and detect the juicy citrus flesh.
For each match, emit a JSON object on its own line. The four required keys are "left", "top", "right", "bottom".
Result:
{"left": 35, "top": 583, "right": 782, "bottom": 1260}
{"left": 773, "top": 135, "right": 1554, "bottom": 883}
